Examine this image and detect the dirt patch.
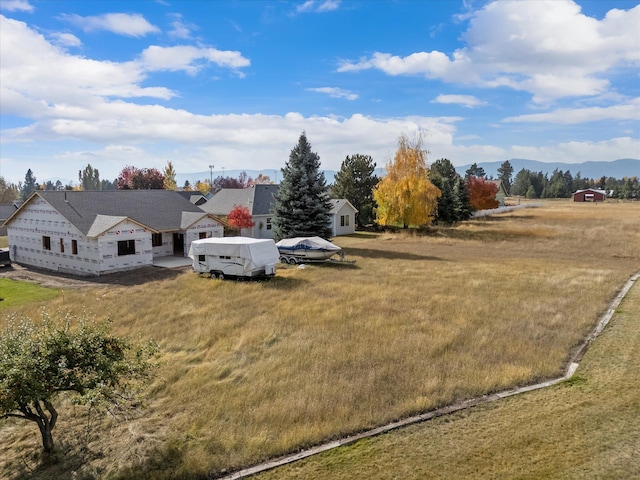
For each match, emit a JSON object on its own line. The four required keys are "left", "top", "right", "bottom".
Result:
{"left": 0, "top": 263, "right": 188, "bottom": 289}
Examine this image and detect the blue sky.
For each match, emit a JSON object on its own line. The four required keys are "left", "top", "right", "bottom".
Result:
{"left": 1, "top": 0, "right": 638, "bottom": 185}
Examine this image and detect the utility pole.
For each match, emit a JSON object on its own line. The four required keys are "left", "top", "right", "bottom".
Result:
{"left": 209, "top": 164, "right": 214, "bottom": 190}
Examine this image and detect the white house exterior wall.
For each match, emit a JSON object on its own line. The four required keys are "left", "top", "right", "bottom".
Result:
{"left": 245, "top": 214, "right": 275, "bottom": 239}
{"left": 97, "top": 222, "right": 152, "bottom": 274}
{"left": 152, "top": 233, "right": 174, "bottom": 257}
{"left": 7, "top": 197, "right": 101, "bottom": 275}
{"left": 184, "top": 220, "right": 224, "bottom": 255}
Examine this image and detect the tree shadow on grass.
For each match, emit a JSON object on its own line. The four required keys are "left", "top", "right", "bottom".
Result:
{"left": 260, "top": 274, "right": 309, "bottom": 290}
{"left": 344, "top": 247, "right": 445, "bottom": 262}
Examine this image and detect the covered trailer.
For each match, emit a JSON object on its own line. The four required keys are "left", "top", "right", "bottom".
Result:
{"left": 188, "top": 237, "right": 279, "bottom": 279}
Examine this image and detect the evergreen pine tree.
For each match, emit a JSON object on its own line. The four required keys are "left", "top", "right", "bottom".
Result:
{"left": 332, "top": 154, "right": 378, "bottom": 227}
{"left": 429, "top": 158, "right": 472, "bottom": 223}
{"left": 430, "top": 158, "right": 458, "bottom": 224}
{"left": 272, "top": 132, "right": 332, "bottom": 241}
{"left": 497, "top": 160, "right": 514, "bottom": 194}
{"left": 21, "top": 168, "right": 38, "bottom": 200}
{"left": 454, "top": 176, "right": 472, "bottom": 221}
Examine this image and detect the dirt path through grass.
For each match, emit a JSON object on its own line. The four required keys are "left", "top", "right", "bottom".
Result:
{"left": 223, "top": 272, "right": 640, "bottom": 480}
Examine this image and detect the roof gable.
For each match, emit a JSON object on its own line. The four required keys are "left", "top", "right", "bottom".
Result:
{"left": 330, "top": 199, "right": 358, "bottom": 214}
{"left": 574, "top": 188, "right": 606, "bottom": 195}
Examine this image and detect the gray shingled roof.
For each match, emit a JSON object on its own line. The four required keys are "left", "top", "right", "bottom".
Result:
{"left": 176, "top": 191, "right": 207, "bottom": 205}
{"left": 329, "top": 199, "right": 358, "bottom": 214}
{"left": 200, "top": 185, "right": 279, "bottom": 216}
{"left": 251, "top": 184, "right": 279, "bottom": 215}
{"left": 25, "top": 190, "right": 209, "bottom": 235}
{"left": 0, "top": 204, "right": 17, "bottom": 221}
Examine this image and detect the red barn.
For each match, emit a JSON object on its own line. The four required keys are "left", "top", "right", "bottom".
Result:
{"left": 573, "top": 189, "right": 606, "bottom": 202}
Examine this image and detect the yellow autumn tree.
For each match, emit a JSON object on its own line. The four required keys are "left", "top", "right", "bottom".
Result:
{"left": 195, "top": 180, "right": 210, "bottom": 195}
{"left": 373, "top": 134, "right": 441, "bottom": 228}
{"left": 163, "top": 161, "right": 177, "bottom": 190}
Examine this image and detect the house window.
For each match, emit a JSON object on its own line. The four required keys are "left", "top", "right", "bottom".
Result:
{"left": 340, "top": 215, "right": 349, "bottom": 227}
{"left": 266, "top": 217, "right": 272, "bottom": 230}
{"left": 199, "top": 232, "right": 207, "bottom": 239}
{"left": 117, "top": 240, "right": 136, "bottom": 256}
{"left": 60, "top": 238, "right": 64, "bottom": 253}
{"left": 42, "top": 236, "right": 51, "bottom": 250}
{"left": 152, "top": 233, "right": 163, "bottom": 247}
{"left": 72, "top": 240, "right": 78, "bottom": 255}
{"left": 198, "top": 255, "right": 205, "bottom": 262}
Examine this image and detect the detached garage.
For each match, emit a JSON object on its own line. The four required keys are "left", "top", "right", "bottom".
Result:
{"left": 573, "top": 189, "right": 606, "bottom": 202}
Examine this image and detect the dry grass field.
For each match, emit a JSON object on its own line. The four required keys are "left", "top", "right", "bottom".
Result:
{"left": 0, "top": 200, "right": 639, "bottom": 479}
{"left": 256, "top": 274, "right": 640, "bottom": 480}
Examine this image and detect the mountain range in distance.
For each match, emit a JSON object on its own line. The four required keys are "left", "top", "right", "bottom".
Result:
{"left": 177, "top": 158, "right": 638, "bottom": 186}
{"left": 454, "top": 158, "right": 639, "bottom": 181}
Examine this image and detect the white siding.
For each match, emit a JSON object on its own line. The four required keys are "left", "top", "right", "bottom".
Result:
{"left": 184, "top": 220, "right": 224, "bottom": 256}
{"left": 331, "top": 203, "right": 357, "bottom": 236}
{"left": 97, "top": 222, "right": 152, "bottom": 274}
{"left": 151, "top": 233, "right": 173, "bottom": 257}
{"left": 6, "top": 197, "right": 103, "bottom": 275}
{"left": 247, "top": 214, "right": 275, "bottom": 239}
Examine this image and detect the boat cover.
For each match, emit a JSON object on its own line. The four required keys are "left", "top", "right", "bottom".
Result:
{"left": 188, "top": 237, "right": 279, "bottom": 271}
{"left": 275, "top": 236, "right": 341, "bottom": 252}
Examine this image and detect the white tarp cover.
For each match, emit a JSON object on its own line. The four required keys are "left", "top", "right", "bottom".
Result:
{"left": 275, "top": 236, "right": 341, "bottom": 252}
{"left": 188, "top": 237, "right": 279, "bottom": 271}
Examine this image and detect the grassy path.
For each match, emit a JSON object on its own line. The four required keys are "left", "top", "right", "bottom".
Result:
{"left": 252, "top": 274, "right": 640, "bottom": 480}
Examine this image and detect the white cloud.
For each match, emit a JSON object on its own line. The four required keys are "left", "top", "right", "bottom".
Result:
{"left": 507, "top": 137, "right": 639, "bottom": 164}
{"left": 60, "top": 12, "right": 160, "bottom": 37}
{"left": 167, "top": 13, "right": 194, "bottom": 39}
{"left": 49, "top": 32, "right": 82, "bottom": 48}
{"left": 429, "top": 137, "right": 640, "bottom": 167}
{"left": 432, "top": 94, "right": 487, "bottom": 108}
{"left": 0, "top": 16, "right": 174, "bottom": 112}
{"left": 138, "top": 45, "right": 250, "bottom": 75}
{"left": 503, "top": 98, "right": 640, "bottom": 124}
{"left": 307, "top": 87, "right": 358, "bottom": 100}
{"left": 1, "top": 95, "right": 461, "bottom": 179}
{"left": 0, "top": 0, "right": 33, "bottom": 12}
{"left": 296, "top": 0, "right": 340, "bottom": 13}
{"left": 0, "top": 14, "right": 251, "bottom": 120}
{"left": 338, "top": 1, "right": 640, "bottom": 103}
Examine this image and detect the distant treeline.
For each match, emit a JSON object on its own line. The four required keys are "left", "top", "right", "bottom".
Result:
{"left": 508, "top": 168, "right": 639, "bottom": 199}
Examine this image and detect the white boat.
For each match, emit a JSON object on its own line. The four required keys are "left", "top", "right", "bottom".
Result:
{"left": 276, "top": 236, "right": 342, "bottom": 263}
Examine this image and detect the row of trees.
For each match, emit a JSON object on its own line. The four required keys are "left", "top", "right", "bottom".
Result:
{"left": 3, "top": 140, "right": 637, "bottom": 233}
{"left": 3, "top": 162, "right": 276, "bottom": 203}
{"left": 511, "top": 168, "right": 639, "bottom": 199}
{"left": 272, "top": 132, "right": 506, "bottom": 239}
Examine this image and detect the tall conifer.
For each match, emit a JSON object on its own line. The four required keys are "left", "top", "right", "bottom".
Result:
{"left": 272, "top": 132, "right": 332, "bottom": 241}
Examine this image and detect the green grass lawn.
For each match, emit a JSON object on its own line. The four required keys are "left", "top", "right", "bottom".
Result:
{"left": 256, "top": 277, "right": 640, "bottom": 479}
{"left": 0, "top": 278, "right": 62, "bottom": 308}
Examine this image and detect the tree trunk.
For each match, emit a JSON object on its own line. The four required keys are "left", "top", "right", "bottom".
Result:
{"left": 38, "top": 422, "right": 55, "bottom": 453}
{"left": 32, "top": 400, "right": 58, "bottom": 453}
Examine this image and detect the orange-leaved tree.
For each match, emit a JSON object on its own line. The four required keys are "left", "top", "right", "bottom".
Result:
{"left": 467, "top": 177, "right": 499, "bottom": 211}
{"left": 228, "top": 205, "right": 255, "bottom": 231}
{"left": 373, "top": 134, "right": 441, "bottom": 228}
